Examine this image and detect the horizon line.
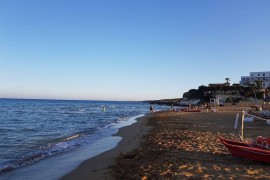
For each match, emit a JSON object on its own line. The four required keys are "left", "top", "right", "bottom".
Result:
{"left": 0, "top": 97, "right": 146, "bottom": 102}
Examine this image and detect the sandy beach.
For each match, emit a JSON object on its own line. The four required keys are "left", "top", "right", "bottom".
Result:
{"left": 62, "top": 109, "right": 270, "bottom": 179}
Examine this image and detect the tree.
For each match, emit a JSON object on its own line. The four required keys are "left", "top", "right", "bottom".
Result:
{"left": 252, "top": 80, "right": 264, "bottom": 100}
{"left": 225, "top": 77, "right": 230, "bottom": 84}
{"left": 255, "top": 80, "right": 263, "bottom": 89}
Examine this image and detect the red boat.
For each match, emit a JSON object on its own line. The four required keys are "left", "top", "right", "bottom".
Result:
{"left": 219, "top": 136, "right": 270, "bottom": 163}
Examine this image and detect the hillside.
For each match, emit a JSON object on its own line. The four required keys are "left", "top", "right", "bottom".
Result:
{"left": 148, "top": 84, "right": 269, "bottom": 106}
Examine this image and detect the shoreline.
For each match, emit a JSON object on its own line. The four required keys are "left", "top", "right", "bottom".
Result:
{"left": 62, "top": 108, "right": 270, "bottom": 179}
{"left": 61, "top": 114, "right": 153, "bottom": 180}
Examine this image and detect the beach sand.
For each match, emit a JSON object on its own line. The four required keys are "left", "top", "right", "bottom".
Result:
{"left": 63, "top": 109, "right": 270, "bottom": 179}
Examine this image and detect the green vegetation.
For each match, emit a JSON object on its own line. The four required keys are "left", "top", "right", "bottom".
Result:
{"left": 184, "top": 84, "right": 269, "bottom": 102}
{"left": 147, "top": 78, "right": 270, "bottom": 106}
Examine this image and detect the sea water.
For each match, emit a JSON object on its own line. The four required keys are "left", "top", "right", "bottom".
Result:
{"left": 0, "top": 99, "right": 168, "bottom": 179}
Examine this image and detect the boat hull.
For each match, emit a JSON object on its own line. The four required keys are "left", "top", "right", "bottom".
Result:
{"left": 219, "top": 137, "right": 270, "bottom": 163}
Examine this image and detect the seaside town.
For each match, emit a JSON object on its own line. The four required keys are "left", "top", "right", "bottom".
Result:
{"left": 149, "top": 71, "right": 270, "bottom": 111}
{"left": 62, "top": 71, "right": 270, "bottom": 179}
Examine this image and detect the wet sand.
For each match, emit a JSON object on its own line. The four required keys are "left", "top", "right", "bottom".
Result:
{"left": 61, "top": 114, "right": 153, "bottom": 180}
{"left": 63, "top": 109, "right": 270, "bottom": 179}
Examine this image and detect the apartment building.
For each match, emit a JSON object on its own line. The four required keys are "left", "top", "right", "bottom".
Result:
{"left": 240, "top": 71, "right": 270, "bottom": 88}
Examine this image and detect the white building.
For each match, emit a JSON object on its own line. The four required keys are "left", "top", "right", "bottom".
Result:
{"left": 240, "top": 71, "right": 270, "bottom": 88}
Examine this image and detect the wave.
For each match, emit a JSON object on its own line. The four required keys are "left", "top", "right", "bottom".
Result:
{"left": 0, "top": 122, "right": 120, "bottom": 173}
{"left": 0, "top": 104, "right": 148, "bottom": 176}
{"left": 0, "top": 133, "right": 83, "bottom": 173}
{"left": 66, "top": 134, "right": 79, "bottom": 141}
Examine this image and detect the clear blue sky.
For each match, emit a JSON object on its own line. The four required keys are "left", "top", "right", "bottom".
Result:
{"left": 0, "top": 0, "right": 270, "bottom": 101}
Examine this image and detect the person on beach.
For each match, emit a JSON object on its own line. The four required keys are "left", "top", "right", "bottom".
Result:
{"left": 150, "top": 105, "right": 154, "bottom": 112}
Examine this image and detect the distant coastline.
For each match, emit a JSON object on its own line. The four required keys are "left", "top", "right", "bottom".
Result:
{"left": 145, "top": 98, "right": 181, "bottom": 106}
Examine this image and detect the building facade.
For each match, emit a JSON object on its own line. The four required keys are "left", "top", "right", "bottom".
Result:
{"left": 240, "top": 71, "right": 270, "bottom": 88}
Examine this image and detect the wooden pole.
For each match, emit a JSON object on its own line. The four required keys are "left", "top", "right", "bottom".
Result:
{"left": 241, "top": 110, "right": 245, "bottom": 141}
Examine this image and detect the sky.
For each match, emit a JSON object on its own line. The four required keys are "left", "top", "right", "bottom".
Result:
{"left": 0, "top": 0, "right": 270, "bottom": 101}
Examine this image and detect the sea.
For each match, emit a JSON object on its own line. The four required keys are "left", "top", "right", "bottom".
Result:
{"left": 0, "top": 98, "right": 169, "bottom": 179}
